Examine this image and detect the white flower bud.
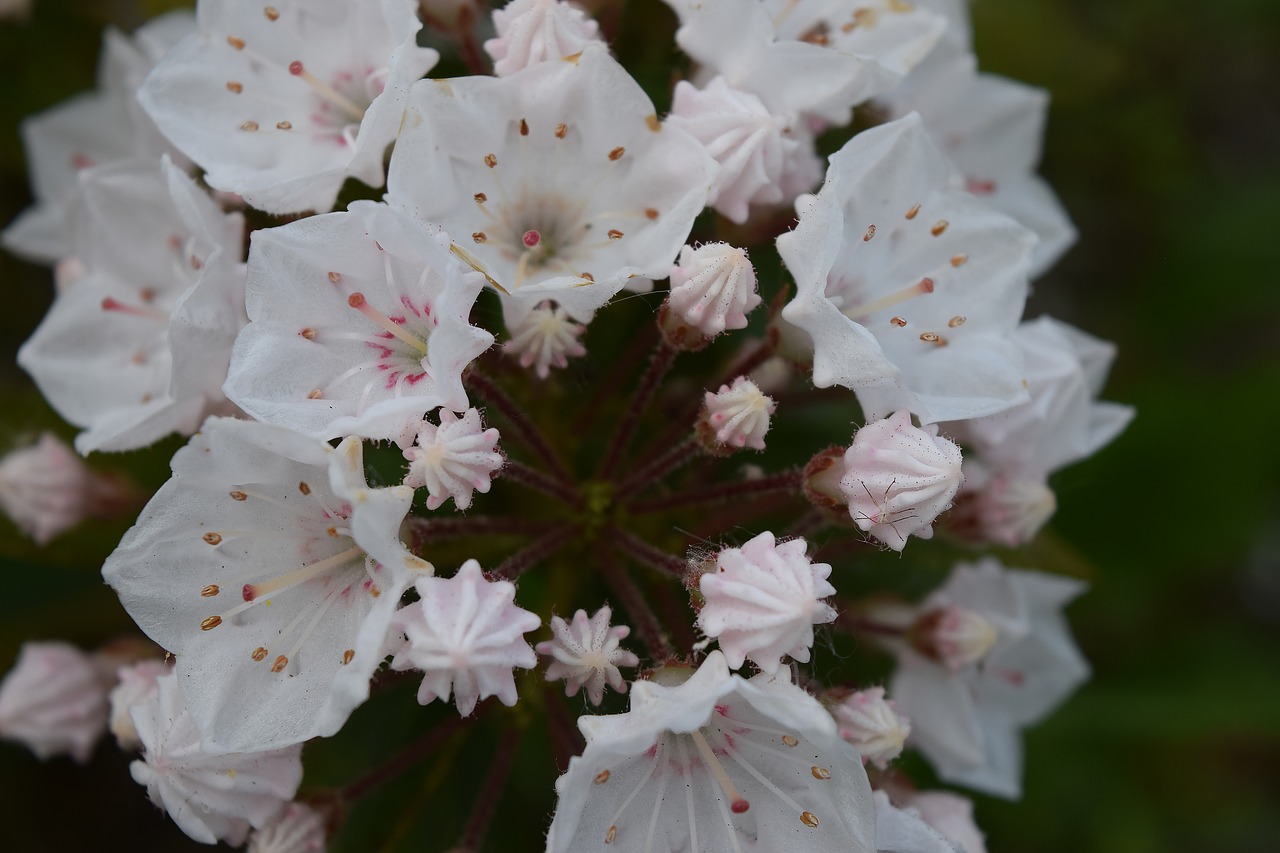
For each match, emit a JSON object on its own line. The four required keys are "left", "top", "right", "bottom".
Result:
{"left": 698, "top": 377, "right": 776, "bottom": 452}
{"left": 666, "top": 242, "right": 761, "bottom": 338}
{"left": 832, "top": 687, "right": 911, "bottom": 768}
{"left": 404, "top": 408, "right": 503, "bottom": 511}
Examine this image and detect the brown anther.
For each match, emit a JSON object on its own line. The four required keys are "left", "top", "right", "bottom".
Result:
{"left": 226, "top": 81, "right": 243, "bottom": 94}
{"left": 781, "top": 734, "right": 799, "bottom": 747}
{"left": 853, "top": 7, "right": 877, "bottom": 25}
{"left": 594, "top": 769, "right": 611, "bottom": 784}
{"left": 201, "top": 584, "right": 220, "bottom": 597}
{"left": 308, "top": 388, "right": 323, "bottom": 399}
{"left": 369, "top": 585, "right": 381, "bottom": 598}
{"left": 811, "top": 766, "right": 832, "bottom": 780}
{"left": 841, "top": 20, "right": 856, "bottom": 32}
{"left": 607, "top": 229, "right": 623, "bottom": 240}
{"left": 474, "top": 192, "right": 487, "bottom": 203}
{"left": 519, "top": 118, "right": 529, "bottom": 136}
{"left": 200, "top": 616, "right": 222, "bottom": 631}
{"left": 276, "top": 120, "right": 292, "bottom": 130}
{"left": 190, "top": 254, "right": 204, "bottom": 270}
{"left": 251, "top": 647, "right": 268, "bottom": 662}
{"left": 920, "top": 332, "right": 947, "bottom": 346}
{"left": 905, "top": 203, "right": 920, "bottom": 220}
{"left": 799, "top": 23, "right": 830, "bottom": 45}
{"left": 264, "top": 5, "right": 279, "bottom": 20}
{"left": 327, "top": 526, "right": 339, "bottom": 537}
{"left": 555, "top": 122, "right": 568, "bottom": 139}
{"left": 271, "top": 655, "right": 289, "bottom": 673}
{"left": 580, "top": 272, "right": 594, "bottom": 282}
{"left": 472, "top": 231, "right": 487, "bottom": 243}
{"left": 342, "top": 649, "right": 355, "bottom": 665}
{"left": 229, "top": 490, "right": 248, "bottom": 501}
{"left": 931, "top": 219, "right": 949, "bottom": 236}
{"left": 645, "top": 208, "right": 659, "bottom": 220}
{"left": 608, "top": 146, "right": 625, "bottom": 161}
{"left": 950, "top": 254, "right": 968, "bottom": 267}
{"left": 130, "top": 352, "right": 147, "bottom": 365}
{"left": 484, "top": 153, "right": 498, "bottom": 168}
{"left": 327, "top": 271, "right": 342, "bottom": 284}
{"left": 800, "top": 811, "right": 821, "bottom": 828}
{"left": 298, "top": 481, "right": 311, "bottom": 495}
{"left": 949, "top": 316, "right": 967, "bottom": 327}
{"left": 203, "top": 532, "right": 223, "bottom": 545}
{"left": 227, "top": 35, "right": 246, "bottom": 50}
{"left": 605, "top": 826, "right": 617, "bottom": 843}
{"left": 890, "top": 316, "right": 908, "bottom": 327}
{"left": 300, "top": 327, "right": 316, "bottom": 340}
{"left": 140, "top": 393, "right": 152, "bottom": 404}
{"left": 863, "top": 224, "right": 876, "bottom": 241}
{"left": 645, "top": 114, "right": 661, "bottom": 132}
{"left": 240, "top": 121, "right": 259, "bottom": 132}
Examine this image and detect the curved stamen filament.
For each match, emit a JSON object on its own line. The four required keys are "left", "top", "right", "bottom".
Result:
{"left": 347, "top": 292, "right": 428, "bottom": 356}
{"left": 691, "top": 729, "right": 751, "bottom": 814}
{"left": 289, "top": 60, "right": 366, "bottom": 122}
{"left": 242, "top": 546, "right": 363, "bottom": 602}
{"left": 846, "top": 277, "right": 934, "bottom": 320}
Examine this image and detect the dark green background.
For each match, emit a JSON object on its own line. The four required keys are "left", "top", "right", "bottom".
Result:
{"left": 1, "top": 0, "right": 1277, "bottom": 850}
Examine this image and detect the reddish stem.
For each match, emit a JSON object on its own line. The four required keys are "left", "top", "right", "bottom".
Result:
{"left": 491, "top": 523, "right": 578, "bottom": 580}
{"left": 597, "top": 341, "right": 677, "bottom": 478}
{"left": 454, "top": 728, "right": 521, "bottom": 852}
{"left": 614, "top": 437, "right": 701, "bottom": 501}
{"left": 466, "top": 370, "right": 573, "bottom": 483}
{"left": 404, "top": 515, "right": 551, "bottom": 544}
{"left": 342, "top": 709, "right": 478, "bottom": 801}
{"left": 630, "top": 469, "right": 803, "bottom": 515}
{"left": 500, "top": 459, "right": 582, "bottom": 507}
{"left": 599, "top": 547, "right": 674, "bottom": 660}
{"left": 611, "top": 526, "right": 689, "bottom": 578}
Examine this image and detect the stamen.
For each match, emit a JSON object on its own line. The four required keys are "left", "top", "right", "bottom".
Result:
{"left": 241, "top": 545, "right": 363, "bottom": 602}
{"left": 690, "top": 729, "right": 750, "bottom": 814}
{"left": 846, "top": 277, "right": 934, "bottom": 319}
{"left": 288, "top": 60, "right": 366, "bottom": 122}
{"left": 347, "top": 292, "right": 428, "bottom": 355}
{"left": 101, "top": 297, "right": 167, "bottom": 322}
{"left": 522, "top": 229, "right": 542, "bottom": 248}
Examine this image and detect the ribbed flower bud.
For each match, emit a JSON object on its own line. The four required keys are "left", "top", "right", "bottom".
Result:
{"left": 664, "top": 242, "right": 761, "bottom": 340}
{"left": 831, "top": 687, "right": 911, "bottom": 769}
{"left": 697, "top": 377, "right": 776, "bottom": 454}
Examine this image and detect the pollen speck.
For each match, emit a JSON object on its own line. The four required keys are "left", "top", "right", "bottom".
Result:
{"left": 298, "top": 481, "right": 311, "bottom": 495}
{"left": 472, "top": 232, "right": 488, "bottom": 243}
{"left": 201, "top": 584, "right": 220, "bottom": 598}
{"left": 781, "top": 734, "right": 799, "bottom": 747}
{"left": 229, "top": 490, "right": 248, "bottom": 501}
{"left": 226, "top": 81, "right": 243, "bottom": 94}
{"left": 931, "top": 220, "right": 949, "bottom": 236}
{"left": 308, "top": 388, "right": 324, "bottom": 399}
{"left": 811, "top": 765, "right": 831, "bottom": 780}
{"left": 609, "top": 146, "right": 625, "bottom": 161}
{"left": 484, "top": 153, "right": 498, "bottom": 168}
{"left": 369, "top": 585, "right": 381, "bottom": 598}
{"left": 200, "top": 616, "right": 222, "bottom": 631}
{"left": 202, "top": 532, "right": 222, "bottom": 545}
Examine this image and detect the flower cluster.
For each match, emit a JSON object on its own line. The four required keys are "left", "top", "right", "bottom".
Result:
{"left": 1, "top": 1, "right": 1131, "bottom": 851}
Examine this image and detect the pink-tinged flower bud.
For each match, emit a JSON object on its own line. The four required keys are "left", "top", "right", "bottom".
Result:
{"left": 838, "top": 411, "right": 963, "bottom": 551}
{"left": 0, "top": 642, "right": 110, "bottom": 762}
{"left": 504, "top": 301, "right": 587, "bottom": 379}
{"left": 948, "top": 471, "right": 1057, "bottom": 548}
{"left": 404, "top": 408, "right": 503, "bottom": 511}
{"left": 699, "top": 531, "right": 836, "bottom": 675}
{"left": 910, "top": 606, "right": 999, "bottom": 670}
{"left": 484, "top": 0, "right": 603, "bottom": 77}
{"left": 665, "top": 243, "right": 761, "bottom": 339}
{"left": 247, "top": 801, "right": 327, "bottom": 853}
{"left": 832, "top": 687, "right": 911, "bottom": 768}
{"left": 536, "top": 606, "right": 639, "bottom": 706}
{"left": 697, "top": 377, "right": 776, "bottom": 454}
{"left": 803, "top": 445, "right": 849, "bottom": 512}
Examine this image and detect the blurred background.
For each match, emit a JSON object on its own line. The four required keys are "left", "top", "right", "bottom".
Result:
{"left": 1, "top": 0, "right": 1278, "bottom": 850}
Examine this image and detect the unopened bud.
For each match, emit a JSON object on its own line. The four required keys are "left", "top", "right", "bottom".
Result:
{"left": 832, "top": 687, "right": 911, "bottom": 768}
{"left": 696, "top": 377, "right": 775, "bottom": 454}
{"left": 910, "top": 606, "right": 998, "bottom": 670}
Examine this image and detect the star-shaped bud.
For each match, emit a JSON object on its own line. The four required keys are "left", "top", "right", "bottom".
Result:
{"left": 129, "top": 672, "right": 302, "bottom": 846}
{"left": 698, "top": 377, "right": 776, "bottom": 452}
{"left": 485, "top": 0, "right": 604, "bottom": 77}
{"left": 699, "top": 531, "right": 837, "bottom": 675}
{"left": 247, "top": 801, "right": 327, "bottom": 853}
{"left": 503, "top": 300, "right": 587, "bottom": 379}
{"left": 536, "top": 606, "right": 639, "bottom": 706}
{"left": 0, "top": 642, "right": 110, "bottom": 763}
{"left": 831, "top": 687, "right": 911, "bottom": 769}
{"left": 139, "top": 0, "right": 438, "bottom": 214}
{"left": 666, "top": 242, "right": 761, "bottom": 338}
{"left": 839, "top": 410, "right": 964, "bottom": 551}
{"left": 404, "top": 408, "right": 503, "bottom": 511}
{"left": 390, "top": 560, "right": 541, "bottom": 715}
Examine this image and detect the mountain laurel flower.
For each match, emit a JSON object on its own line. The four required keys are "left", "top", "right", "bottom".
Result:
{"left": 102, "top": 418, "right": 429, "bottom": 752}
{"left": 403, "top": 408, "right": 503, "bottom": 511}
{"left": 909, "top": 606, "right": 999, "bottom": 671}
{"left": 698, "top": 532, "right": 837, "bottom": 675}
{"left": 484, "top": 0, "right": 603, "bottom": 77}
{"left": 666, "top": 77, "right": 807, "bottom": 223}
{"left": 537, "top": 606, "right": 639, "bottom": 706}
{"left": 389, "top": 560, "right": 541, "bottom": 716}
{"left": 503, "top": 300, "right": 587, "bottom": 379}
{"left": 0, "top": 641, "right": 110, "bottom": 763}
{"left": 887, "top": 788, "right": 989, "bottom": 853}
{"left": 546, "top": 651, "right": 877, "bottom": 852}
{"left": 666, "top": 242, "right": 762, "bottom": 339}
{"left": 839, "top": 410, "right": 964, "bottom": 551}
{"left": 139, "top": 0, "right": 438, "bottom": 214}
{"left": 247, "top": 801, "right": 327, "bottom": 853}
{"left": 108, "top": 658, "right": 169, "bottom": 750}
{"left": 129, "top": 672, "right": 303, "bottom": 846}
{"left": 778, "top": 113, "right": 1035, "bottom": 423}
{"left": 386, "top": 45, "right": 715, "bottom": 322}
{"left": 872, "top": 789, "right": 958, "bottom": 853}
{"left": 832, "top": 687, "right": 911, "bottom": 769}
{"left": 947, "top": 463, "right": 1058, "bottom": 549}
{"left": 698, "top": 377, "right": 776, "bottom": 452}
{"left": 224, "top": 201, "right": 492, "bottom": 446}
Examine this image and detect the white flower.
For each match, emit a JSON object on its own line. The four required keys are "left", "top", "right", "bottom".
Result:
{"left": 0, "top": 642, "right": 109, "bottom": 763}
{"left": 0, "top": 432, "right": 131, "bottom": 545}
{"left": 778, "top": 113, "right": 1035, "bottom": 423}
{"left": 386, "top": 45, "right": 715, "bottom": 322}
{"left": 247, "top": 801, "right": 327, "bottom": 853}
{"left": 537, "top": 606, "right": 639, "bottom": 705}
{"left": 503, "top": 299, "right": 587, "bottom": 379}
{"left": 484, "top": 0, "right": 603, "bottom": 76}
{"left": 888, "top": 558, "right": 1090, "bottom": 798}
{"left": 666, "top": 242, "right": 761, "bottom": 338}
{"left": 699, "top": 531, "right": 836, "bottom": 675}
{"left": 404, "top": 408, "right": 503, "bottom": 511}
{"left": 108, "top": 658, "right": 169, "bottom": 750}
{"left": 139, "top": 0, "right": 438, "bottom": 214}
{"left": 17, "top": 157, "right": 247, "bottom": 454}
{"left": 666, "top": 77, "right": 807, "bottom": 223}
{"left": 832, "top": 687, "right": 911, "bottom": 769}
{"left": 662, "top": 0, "right": 945, "bottom": 124}
{"left": 885, "top": 788, "right": 987, "bottom": 853}
{"left": 872, "top": 790, "right": 958, "bottom": 853}
{"left": 839, "top": 410, "right": 964, "bottom": 551}
{"left": 390, "top": 560, "right": 540, "bottom": 715}
{"left": 547, "top": 651, "right": 877, "bottom": 852}
{"left": 699, "top": 377, "right": 776, "bottom": 451}
{"left": 129, "top": 672, "right": 302, "bottom": 846}
{"left": 224, "top": 201, "right": 492, "bottom": 446}
{"left": 102, "top": 417, "right": 429, "bottom": 752}
{"left": 2, "top": 12, "right": 194, "bottom": 263}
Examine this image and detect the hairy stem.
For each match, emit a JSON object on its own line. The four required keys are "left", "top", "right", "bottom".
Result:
{"left": 491, "top": 523, "right": 578, "bottom": 580}
{"left": 599, "top": 546, "right": 674, "bottom": 660}
{"left": 614, "top": 437, "right": 701, "bottom": 501}
{"left": 611, "top": 526, "right": 689, "bottom": 578}
{"left": 454, "top": 728, "right": 521, "bottom": 852}
{"left": 630, "top": 469, "right": 803, "bottom": 515}
{"left": 597, "top": 341, "right": 677, "bottom": 478}
{"left": 500, "top": 459, "right": 582, "bottom": 507}
{"left": 342, "top": 710, "right": 477, "bottom": 802}
{"left": 466, "top": 369, "right": 572, "bottom": 483}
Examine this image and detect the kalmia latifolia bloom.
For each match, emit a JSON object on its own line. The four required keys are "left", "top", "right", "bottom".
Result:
{"left": 2, "top": 0, "right": 1126, "bottom": 849}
